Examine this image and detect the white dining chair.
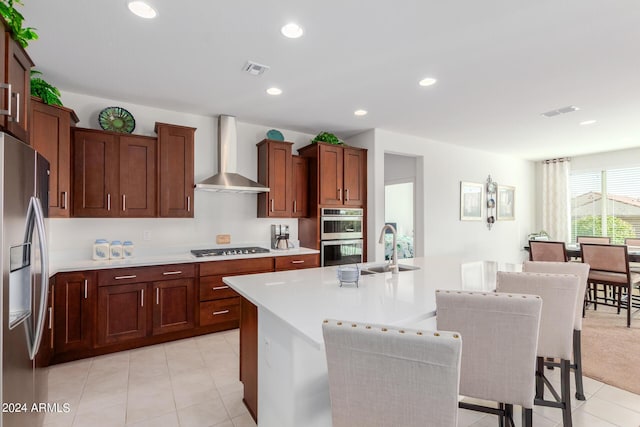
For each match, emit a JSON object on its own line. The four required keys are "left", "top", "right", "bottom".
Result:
{"left": 497, "top": 271, "right": 580, "bottom": 427}
{"left": 436, "top": 290, "right": 542, "bottom": 427}
{"left": 522, "top": 261, "right": 590, "bottom": 400}
{"left": 322, "top": 319, "right": 462, "bottom": 427}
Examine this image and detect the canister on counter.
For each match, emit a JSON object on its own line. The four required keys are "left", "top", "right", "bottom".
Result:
{"left": 93, "top": 239, "right": 110, "bottom": 260}
{"left": 110, "top": 240, "right": 123, "bottom": 259}
{"left": 123, "top": 241, "right": 134, "bottom": 258}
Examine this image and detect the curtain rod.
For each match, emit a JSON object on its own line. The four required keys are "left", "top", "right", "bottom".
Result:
{"left": 542, "top": 157, "right": 570, "bottom": 164}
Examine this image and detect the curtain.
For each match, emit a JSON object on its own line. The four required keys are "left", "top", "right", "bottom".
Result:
{"left": 541, "top": 158, "right": 570, "bottom": 242}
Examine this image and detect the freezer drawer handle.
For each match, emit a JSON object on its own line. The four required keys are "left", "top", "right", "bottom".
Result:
{"left": 0, "top": 83, "right": 11, "bottom": 115}
{"left": 162, "top": 271, "right": 182, "bottom": 275}
{"left": 213, "top": 310, "right": 230, "bottom": 316}
{"left": 115, "top": 275, "right": 137, "bottom": 280}
{"left": 212, "top": 285, "right": 229, "bottom": 290}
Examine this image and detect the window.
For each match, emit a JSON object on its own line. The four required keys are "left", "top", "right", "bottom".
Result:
{"left": 570, "top": 167, "right": 640, "bottom": 244}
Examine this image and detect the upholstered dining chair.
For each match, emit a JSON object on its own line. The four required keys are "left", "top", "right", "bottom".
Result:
{"left": 497, "top": 271, "right": 579, "bottom": 427}
{"left": 625, "top": 238, "right": 640, "bottom": 273}
{"left": 581, "top": 243, "right": 640, "bottom": 327}
{"left": 522, "top": 262, "right": 590, "bottom": 401}
{"left": 577, "top": 236, "right": 611, "bottom": 244}
{"left": 322, "top": 319, "right": 462, "bottom": 427}
{"left": 436, "top": 290, "right": 542, "bottom": 427}
{"left": 529, "top": 240, "right": 569, "bottom": 262}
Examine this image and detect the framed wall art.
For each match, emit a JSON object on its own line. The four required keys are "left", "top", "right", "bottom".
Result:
{"left": 497, "top": 185, "right": 515, "bottom": 220}
{"left": 460, "top": 181, "right": 483, "bottom": 221}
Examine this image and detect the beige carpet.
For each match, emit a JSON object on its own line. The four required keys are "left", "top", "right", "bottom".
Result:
{"left": 581, "top": 304, "right": 640, "bottom": 395}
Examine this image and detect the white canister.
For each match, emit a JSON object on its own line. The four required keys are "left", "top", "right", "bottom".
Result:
{"left": 123, "top": 241, "right": 134, "bottom": 258}
{"left": 110, "top": 240, "right": 123, "bottom": 259}
{"left": 93, "top": 239, "right": 110, "bottom": 261}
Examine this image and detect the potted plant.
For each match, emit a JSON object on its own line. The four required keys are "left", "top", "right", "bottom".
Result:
{"left": 31, "top": 70, "right": 63, "bottom": 106}
{"left": 0, "top": 0, "right": 38, "bottom": 48}
{"left": 312, "top": 131, "right": 343, "bottom": 145}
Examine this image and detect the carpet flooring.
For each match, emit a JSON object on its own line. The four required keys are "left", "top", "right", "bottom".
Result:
{"left": 581, "top": 303, "right": 640, "bottom": 395}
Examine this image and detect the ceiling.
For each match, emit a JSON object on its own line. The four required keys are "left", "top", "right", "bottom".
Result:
{"left": 22, "top": 1, "right": 640, "bottom": 160}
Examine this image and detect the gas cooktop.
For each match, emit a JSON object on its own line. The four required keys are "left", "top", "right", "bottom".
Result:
{"left": 190, "top": 246, "right": 271, "bottom": 258}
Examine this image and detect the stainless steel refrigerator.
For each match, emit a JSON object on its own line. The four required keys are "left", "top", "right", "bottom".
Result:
{"left": 1, "top": 132, "right": 50, "bottom": 427}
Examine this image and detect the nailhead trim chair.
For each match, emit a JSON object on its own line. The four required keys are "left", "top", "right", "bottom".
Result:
{"left": 436, "top": 290, "right": 542, "bottom": 427}
{"left": 497, "top": 271, "right": 580, "bottom": 427}
{"left": 322, "top": 319, "right": 462, "bottom": 427}
{"left": 529, "top": 240, "right": 569, "bottom": 262}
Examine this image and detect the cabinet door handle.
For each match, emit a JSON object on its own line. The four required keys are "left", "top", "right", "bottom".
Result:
{"left": 48, "top": 307, "right": 52, "bottom": 330}
{"left": 114, "top": 275, "right": 137, "bottom": 280}
{"left": 338, "top": 188, "right": 342, "bottom": 201}
{"left": 14, "top": 92, "right": 19, "bottom": 123}
{"left": 213, "top": 310, "right": 229, "bottom": 316}
{"left": 212, "top": 285, "right": 229, "bottom": 290}
{"left": 61, "top": 192, "right": 68, "bottom": 210}
{"left": 187, "top": 196, "right": 191, "bottom": 212}
{"left": 84, "top": 279, "right": 88, "bottom": 299}
{"left": 107, "top": 194, "right": 111, "bottom": 211}
{"left": 141, "top": 289, "right": 144, "bottom": 307}
{"left": 122, "top": 194, "right": 126, "bottom": 211}
{"left": 270, "top": 199, "right": 274, "bottom": 212}
{"left": 293, "top": 200, "right": 297, "bottom": 213}
{"left": 0, "top": 83, "right": 11, "bottom": 115}
{"left": 162, "top": 271, "right": 182, "bottom": 275}
{"left": 291, "top": 260, "right": 305, "bottom": 264}
{"left": 345, "top": 188, "right": 350, "bottom": 201}
{"left": 156, "top": 287, "right": 159, "bottom": 305}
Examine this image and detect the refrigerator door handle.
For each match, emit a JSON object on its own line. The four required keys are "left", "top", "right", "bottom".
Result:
{"left": 24, "top": 197, "right": 50, "bottom": 360}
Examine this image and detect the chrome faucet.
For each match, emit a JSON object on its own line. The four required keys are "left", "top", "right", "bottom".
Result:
{"left": 378, "top": 224, "right": 399, "bottom": 274}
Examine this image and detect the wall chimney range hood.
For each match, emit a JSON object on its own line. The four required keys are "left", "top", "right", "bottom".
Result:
{"left": 195, "top": 115, "right": 270, "bottom": 193}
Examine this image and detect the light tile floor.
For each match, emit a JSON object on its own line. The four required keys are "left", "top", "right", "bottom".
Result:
{"left": 44, "top": 329, "right": 640, "bottom": 427}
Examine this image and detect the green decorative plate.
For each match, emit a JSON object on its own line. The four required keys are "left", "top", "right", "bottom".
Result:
{"left": 98, "top": 107, "right": 136, "bottom": 133}
{"left": 267, "top": 129, "right": 284, "bottom": 141}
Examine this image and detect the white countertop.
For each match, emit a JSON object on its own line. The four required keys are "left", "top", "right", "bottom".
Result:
{"left": 49, "top": 246, "right": 319, "bottom": 276}
{"left": 223, "top": 256, "right": 521, "bottom": 347}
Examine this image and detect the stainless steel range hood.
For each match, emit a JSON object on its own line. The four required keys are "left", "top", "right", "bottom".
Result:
{"left": 195, "top": 115, "right": 270, "bottom": 193}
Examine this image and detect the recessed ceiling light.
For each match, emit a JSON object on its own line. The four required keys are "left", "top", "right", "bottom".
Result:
{"left": 354, "top": 109, "right": 368, "bottom": 116}
{"left": 127, "top": 1, "right": 157, "bottom": 19}
{"left": 266, "top": 87, "right": 282, "bottom": 96}
{"left": 281, "top": 23, "right": 303, "bottom": 39}
{"left": 418, "top": 77, "right": 437, "bottom": 87}
{"left": 579, "top": 120, "right": 596, "bottom": 126}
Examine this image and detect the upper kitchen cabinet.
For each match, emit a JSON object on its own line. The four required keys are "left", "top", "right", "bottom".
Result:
{"left": 291, "top": 155, "right": 308, "bottom": 217}
{"left": 156, "top": 122, "right": 195, "bottom": 218}
{"left": 0, "top": 21, "right": 34, "bottom": 143}
{"left": 257, "top": 139, "right": 293, "bottom": 218}
{"left": 298, "top": 142, "right": 367, "bottom": 208}
{"left": 29, "top": 97, "right": 79, "bottom": 217}
{"left": 73, "top": 128, "right": 156, "bottom": 217}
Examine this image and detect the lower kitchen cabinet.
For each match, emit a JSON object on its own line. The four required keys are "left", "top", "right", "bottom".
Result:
{"left": 97, "top": 283, "right": 147, "bottom": 346}
{"left": 53, "top": 271, "right": 95, "bottom": 354}
{"left": 152, "top": 279, "right": 195, "bottom": 335}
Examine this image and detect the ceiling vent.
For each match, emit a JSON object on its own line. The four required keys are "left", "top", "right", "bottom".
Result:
{"left": 541, "top": 105, "right": 580, "bottom": 118}
{"left": 243, "top": 61, "right": 270, "bottom": 76}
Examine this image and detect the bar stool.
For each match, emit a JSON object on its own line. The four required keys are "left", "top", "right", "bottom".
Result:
{"left": 322, "top": 319, "right": 462, "bottom": 427}
{"left": 497, "top": 271, "right": 579, "bottom": 427}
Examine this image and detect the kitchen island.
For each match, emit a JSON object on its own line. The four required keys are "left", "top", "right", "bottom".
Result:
{"left": 223, "top": 256, "right": 521, "bottom": 427}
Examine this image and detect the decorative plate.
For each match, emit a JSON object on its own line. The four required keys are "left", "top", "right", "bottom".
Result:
{"left": 266, "top": 129, "right": 284, "bottom": 141}
{"left": 98, "top": 107, "right": 136, "bottom": 133}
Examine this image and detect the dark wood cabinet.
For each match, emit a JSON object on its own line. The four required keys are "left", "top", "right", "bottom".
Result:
{"left": 318, "top": 144, "right": 344, "bottom": 206}
{"left": 156, "top": 122, "right": 195, "bottom": 218}
{"left": 240, "top": 297, "right": 258, "bottom": 422}
{"left": 291, "top": 155, "right": 308, "bottom": 218}
{"left": 53, "top": 271, "right": 95, "bottom": 354}
{"left": 274, "top": 253, "right": 320, "bottom": 271}
{"left": 342, "top": 147, "right": 366, "bottom": 206}
{"left": 0, "top": 23, "right": 34, "bottom": 143}
{"left": 30, "top": 97, "right": 79, "bottom": 217}
{"left": 257, "top": 139, "right": 293, "bottom": 217}
{"left": 152, "top": 279, "right": 195, "bottom": 335}
{"left": 97, "top": 282, "right": 147, "bottom": 345}
{"left": 73, "top": 128, "right": 156, "bottom": 218}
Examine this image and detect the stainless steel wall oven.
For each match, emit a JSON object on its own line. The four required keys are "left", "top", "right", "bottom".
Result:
{"left": 320, "top": 208, "right": 363, "bottom": 266}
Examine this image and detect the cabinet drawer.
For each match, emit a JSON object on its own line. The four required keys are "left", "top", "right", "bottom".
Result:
{"left": 200, "top": 298, "right": 240, "bottom": 326}
{"left": 98, "top": 263, "right": 195, "bottom": 286}
{"left": 275, "top": 254, "right": 320, "bottom": 271}
{"left": 199, "top": 275, "right": 240, "bottom": 301}
{"left": 199, "top": 258, "right": 273, "bottom": 276}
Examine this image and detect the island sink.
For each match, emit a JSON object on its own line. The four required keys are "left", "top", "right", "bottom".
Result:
{"left": 361, "top": 264, "right": 420, "bottom": 274}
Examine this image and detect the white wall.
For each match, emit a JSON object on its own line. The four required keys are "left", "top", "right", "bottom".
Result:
{"left": 50, "top": 91, "right": 315, "bottom": 259}
{"left": 570, "top": 146, "right": 640, "bottom": 172}
{"left": 348, "top": 129, "right": 536, "bottom": 263}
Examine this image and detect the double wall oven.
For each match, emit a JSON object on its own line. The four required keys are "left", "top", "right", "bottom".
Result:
{"left": 320, "top": 208, "right": 363, "bottom": 266}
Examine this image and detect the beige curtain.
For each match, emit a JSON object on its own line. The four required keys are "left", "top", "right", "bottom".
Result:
{"left": 541, "top": 158, "right": 570, "bottom": 242}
